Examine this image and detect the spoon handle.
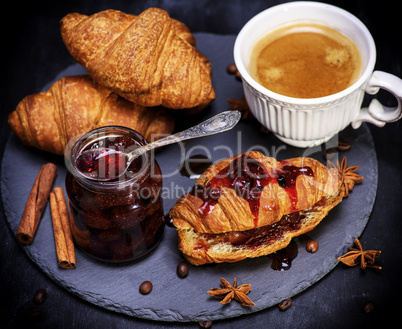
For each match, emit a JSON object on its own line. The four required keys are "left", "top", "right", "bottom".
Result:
{"left": 128, "top": 110, "right": 241, "bottom": 161}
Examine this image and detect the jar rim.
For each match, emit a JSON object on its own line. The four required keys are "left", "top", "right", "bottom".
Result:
{"left": 64, "top": 126, "right": 151, "bottom": 190}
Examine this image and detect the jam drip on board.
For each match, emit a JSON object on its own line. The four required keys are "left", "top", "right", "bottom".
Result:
{"left": 270, "top": 239, "right": 298, "bottom": 271}
{"left": 190, "top": 154, "right": 314, "bottom": 226}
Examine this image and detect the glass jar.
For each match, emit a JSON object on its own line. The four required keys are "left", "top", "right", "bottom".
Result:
{"left": 65, "top": 126, "right": 164, "bottom": 263}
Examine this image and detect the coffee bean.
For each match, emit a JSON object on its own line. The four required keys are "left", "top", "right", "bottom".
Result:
{"left": 278, "top": 298, "right": 292, "bottom": 311}
{"left": 177, "top": 262, "right": 189, "bottom": 278}
{"left": 363, "top": 300, "right": 375, "bottom": 313}
{"left": 199, "top": 320, "right": 213, "bottom": 328}
{"left": 306, "top": 240, "right": 319, "bottom": 253}
{"left": 139, "top": 281, "right": 153, "bottom": 295}
{"left": 337, "top": 140, "right": 352, "bottom": 152}
{"left": 226, "top": 63, "right": 237, "bottom": 75}
{"left": 322, "top": 147, "right": 337, "bottom": 160}
{"left": 33, "top": 289, "right": 46, "bottom": 304}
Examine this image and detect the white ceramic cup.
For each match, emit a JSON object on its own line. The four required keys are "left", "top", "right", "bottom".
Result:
{"left": 234, "top": 1, "right": 402, "bottom": 148}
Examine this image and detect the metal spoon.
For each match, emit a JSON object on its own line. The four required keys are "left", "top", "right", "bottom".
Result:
{"left": 75, "top": 110, "right": 241, "bottom": 181}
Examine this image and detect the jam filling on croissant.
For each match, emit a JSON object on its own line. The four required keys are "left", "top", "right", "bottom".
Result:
{"left": 190, "top": 154, "right": 314, "bottom": 226}
{"left": 194, "top": 196, "right": 328, "bottom": 251}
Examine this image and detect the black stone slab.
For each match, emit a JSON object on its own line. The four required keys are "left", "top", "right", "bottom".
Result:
{"left": 1, "top": 33, "right": 377, "bottom": 322}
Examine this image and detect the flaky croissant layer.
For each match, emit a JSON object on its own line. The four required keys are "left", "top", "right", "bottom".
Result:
{"left": 170, "top": 152, "right": 342, "bottom": 234}
{"left": 8, "top": 75, "right": 174, "bottom": 155}
{"left": 170, "top": 151, "right": 344, "bottom": 265}
{"left": 60, "top": 8, "right": 215, "bottom": 110}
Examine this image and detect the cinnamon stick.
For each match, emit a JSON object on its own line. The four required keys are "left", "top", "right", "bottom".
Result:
{"left": 16, "top": 163, "right": 57, "bottom": 245}
{"left": 49, "top": 188, "right": 76, "bottom": 269}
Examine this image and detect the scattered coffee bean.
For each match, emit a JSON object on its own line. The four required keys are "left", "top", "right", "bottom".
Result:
{"left": 278, "top": 298, "right": 292, "bottom": 311}
{"left": 139, "top": 281, "right": 153, "bottom": 295}
{"left": 363, "top": 300, "right": 375, "bottom": 314}
{"left": 226, "top": 63, "right": 237, "bottom": 75}
{"left": 199, "top": 320, "right": 213, "bottom": 328}
{"left": 177, "top": 262, "right": 189, "bottom": 278}
{"left": 306, "top": 239, "right": 319, "bottom": 253}
{"left": 337, "top": 140, "right": 352, "bottom": 152}
{"left": 321, "top": 139, "right": 351, "bottom": 160}
{"left": 322, "top": 147, "right": 337, "bottom": 160}
{"left": 33, "top": 289, "right": 46, "bottom": 304}
{"left": 235, "top": 70, "right": 242, "bottom": 81}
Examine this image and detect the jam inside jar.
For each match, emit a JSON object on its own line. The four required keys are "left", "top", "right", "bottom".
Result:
{"left": 65, "top": 126, "right": 164, "bottom": 263}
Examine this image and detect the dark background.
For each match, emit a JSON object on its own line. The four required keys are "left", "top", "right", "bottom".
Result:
{"left": 1, "top": 0, "right": 401, "bottom": 328}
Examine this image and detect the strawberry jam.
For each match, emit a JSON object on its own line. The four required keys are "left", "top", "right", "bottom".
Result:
{"left": 195, "top": 198, "right": 330, "bottom": 268}
{"left": 270, "top": 239, "right": 298, "bottom": 271}
{"left": 65, "top": 126, "right": 164, "bottom": 263}
{"left": 75, "top": 148, "right": 127, "bottom": 180}
{"left": 278, "top": 164, "right": 314, "bottom": 211}
{"left": 191, "top": 154, "right": 313, "bottom": 226}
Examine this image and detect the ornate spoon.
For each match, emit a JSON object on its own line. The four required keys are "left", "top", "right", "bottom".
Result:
{"left": 75, "top": 110, "right": 241, "bottom": 181}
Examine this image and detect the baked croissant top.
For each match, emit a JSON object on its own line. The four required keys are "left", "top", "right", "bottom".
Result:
{"left": 8, "top": 75, "right": 174, "bottom": 155}
{"left": 170, "top": 151, "right": 341, "bottom": 234}
{"left": 60, "top": 8, "right": 215, "bottom": 110}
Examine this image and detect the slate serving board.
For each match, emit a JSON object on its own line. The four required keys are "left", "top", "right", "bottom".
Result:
{"left": 1, "top": 33, "right": 377, "bottom": 322}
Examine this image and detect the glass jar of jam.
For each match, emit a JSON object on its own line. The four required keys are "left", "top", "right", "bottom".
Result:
{"left": 65, "top": 126, "right": 164, "bottom": 263}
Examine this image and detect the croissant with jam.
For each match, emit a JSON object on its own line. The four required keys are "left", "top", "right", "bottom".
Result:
{"left": 60, "top": 8, "right": 215, "bottom": 111}
{"left": 8, "top": 75, "right": 174, "bottom": 155}
{"left": 170, "top": 151, "right": 345, "bottom": 265}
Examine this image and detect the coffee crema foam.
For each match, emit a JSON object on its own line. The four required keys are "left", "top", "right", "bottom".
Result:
{"left": 249, "top": 23, "right": 362, "bottom": 98}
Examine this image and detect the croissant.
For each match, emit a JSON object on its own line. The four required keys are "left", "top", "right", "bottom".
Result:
{"left": 8, "top": 75, "right": 175, "bottom": 155}
{"left": 60, "top": 8, "right": 215, "bottom": 110}
{"left": 169, "top": 151, "right": 344, "bottom": 265}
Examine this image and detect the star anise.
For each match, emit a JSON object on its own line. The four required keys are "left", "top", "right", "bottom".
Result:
{"left": 207, "top": 277, "right": 255, "bottom": 307}
{"left": 337, "top": 238, "right": 381, "bottom": 269}
{"left": 227, "top": 97, "right": 253, "bottom": 121}
{"left": 329, "top": 156, "right": 363, "bottom": 197}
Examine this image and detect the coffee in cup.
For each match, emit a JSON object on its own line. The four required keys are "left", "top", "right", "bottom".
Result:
{"left": 249, "top": 23, "right": 362, "bottom": 98}
{"left": 234, "top": 1, "right": 402, "bottom": 148}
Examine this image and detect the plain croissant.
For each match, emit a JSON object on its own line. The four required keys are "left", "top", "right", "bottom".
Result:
{"left": 8, "top": 75, "right": 175, "bottom": 155}
{"left": 60, "top": 8, "right": 215, "bottom": 110}
{"left": 170, "top": 151, "right": 345, "bottom": 265}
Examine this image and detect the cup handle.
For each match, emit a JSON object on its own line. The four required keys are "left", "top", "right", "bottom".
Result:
{"left": 351, "top": 71, "right": 402, "bottom": 129}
